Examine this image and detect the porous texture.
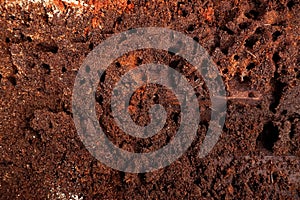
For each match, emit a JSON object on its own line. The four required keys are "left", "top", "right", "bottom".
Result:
{"left": 0, "top": 0, "right": 299, "bottom": 199}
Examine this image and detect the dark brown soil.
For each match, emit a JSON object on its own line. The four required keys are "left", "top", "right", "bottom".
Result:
{"left": 0, "top": 0, "right": 299, "bottom": 199}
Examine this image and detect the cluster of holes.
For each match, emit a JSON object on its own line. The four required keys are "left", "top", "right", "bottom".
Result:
{"left": 5, "top": 34, "right": 32, "bottom": 44}
{"left": 256, "top": 122, "right": 279, "bottom": 151}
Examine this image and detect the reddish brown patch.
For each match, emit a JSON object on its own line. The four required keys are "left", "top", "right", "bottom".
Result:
{"left": 203, "top": 7, "right": 214, "bottom": 22}
{"left": 92, "top": 17, "right": 100, "bottom": 29}
{"left": 53, "top": 0, "right": 66, "bottom": 12}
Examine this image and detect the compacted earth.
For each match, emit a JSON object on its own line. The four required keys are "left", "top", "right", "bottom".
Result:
{"left": 0, "top": 0, "right": 299, "bottom": 199}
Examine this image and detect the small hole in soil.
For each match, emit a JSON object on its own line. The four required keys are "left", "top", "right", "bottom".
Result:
{"left": 221, "top": 48, "right": 228, "bottom": 55}
{"left": 239, "top": 22, "right": 251, "bottom": 29}
{"left": 169, "top": 60, "right": 181, "bottom": 69}
{"left": 220, "top": 25, "right": 234, "bottom": 35}
{"left": 193, "top": 36, "right": 199, "bottom": 42}
{"left": 28, "top": 62, "right": 35, "bottom": 68}
{"left": 246, "top": 62, "right": 255, "bottom": 70}
{"left": 289, "top": 125, "right": 295, "bottom": 139}
{"left": 0, "top": 74, "right": 2, "bottom": 81}
{"left": 8, "top": 76, "right": 17, "bottom": 86}
{"left": 272, "top": 52, "right": 281, "bottom": 63}
{"left": 12, "top": 66, "right": 18, "bottom": 74}
{"left": 281, "top": 69, "right": 287, "bottom": 75}
{"left": 89, "top": 42, "right": 94, "bottom": 50}
{"left": 49, "top": 121, "right": 53, "bottom": 129}
{"left": 242, "top": 76, "right": 251, "bottom": 83}
{"left": 269, "top": 80, "right": 286, "bottom": 113}
{"left": 194, "top": 75, "right": 199, "bottom": 81}
{"left": 234, "top": 55, "right": 239, "bottom": 60}
{"left": 5, "top": 37, "right": 10, "bottom": 43}
{"left": 287, "top": 0, "right": 296, "bottom": 9}
{"left": 187, "top": 24, "right": 195, "bottom": 32}
{"left": 62, "top": 67, "right": 67, "bottom": 73}
{"left": 37, "top": 42, "right": 58, "bottom": 54}
{"left": 257, "top": 122, "right": 279, "bottom": 151}
{"left": 216, "top": 61, "right": 221, "bottom": 66}
{"left": 41, "top": 63, "right": 50, "bottom": 74}
{"left": 255, "top": 28, "right": 264, "bottom": 35}
{"left": 272, "top": 31, "right": 282, "bottom": 41}
{"left": 26, "top": 36, "right": 32, "bottom": 42}
{"left": 256, "top": 104, "right": 262, "bottom": 109}
{"left": 296, "top": 72, "right": 300, "bottom": 79}
{"left": 244, "top": 36, "right": 258, "bottom": 48}
{"left": 71, "top": 178, "right": 77, "bottom": 183}
{"left": 281, "top": 110, "right": 287, "bottom": 115}
{"left": 248, "top": 92, "right": 255, "bottom": 97}
{"left": 115, "top": 62, "right": 121, "bottom": 68}
{"left": 136, "top": 57, "right": 143, "bottom": 65}
{"left": 245, "top": 10, "right": 260, "bottom": 20}
{"left": 182, "top": 10, "right": 188, "bottom": 17}
{"left": 222, "top": 68, "right": 228, "bottom": 74}
{"left": 153, "top": 93, "right": 159, "bottom": 102}
{"left": 9, "top": 15, "right": 15, "bottom": 20}
{"left": 96, "top": 95, "right": 103, "bottom": 104}
{"left": 116, "top": 16, "right": 122, "bottom": 24}
{"left": 172, "top": 112, "right": 180, "bottom": 123}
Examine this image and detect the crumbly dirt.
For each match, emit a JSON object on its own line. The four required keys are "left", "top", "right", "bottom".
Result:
{"left": 0, "top": 0, "right": 299, "bottom": 199}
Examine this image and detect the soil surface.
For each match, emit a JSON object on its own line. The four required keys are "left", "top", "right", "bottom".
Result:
{"left": 0, "top": 0, "right": 299, "bottom": 199}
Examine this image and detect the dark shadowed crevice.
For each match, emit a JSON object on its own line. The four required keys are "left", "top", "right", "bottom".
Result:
{"left": 256, "top": 122, "right": 279, "bottom": 151}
